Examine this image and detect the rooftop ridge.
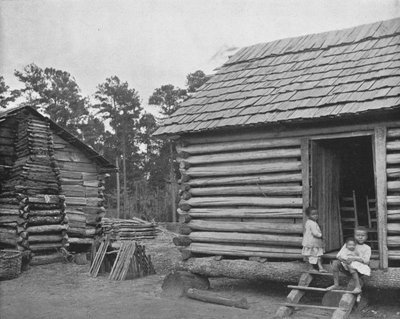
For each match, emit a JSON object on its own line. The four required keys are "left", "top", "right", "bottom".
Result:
{"left": 225, "top": 17, "right": 400, "bottom": 66}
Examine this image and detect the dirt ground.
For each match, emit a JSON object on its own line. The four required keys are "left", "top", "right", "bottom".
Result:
{"left": 1, "top": 227, "right": 399, "bottom": 319}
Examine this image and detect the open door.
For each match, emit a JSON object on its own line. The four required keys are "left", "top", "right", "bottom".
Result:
{"left": 311, "top": 141, "right": 342, "bottom": 252}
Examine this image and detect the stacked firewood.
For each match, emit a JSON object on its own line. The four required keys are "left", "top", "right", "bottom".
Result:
{"left": 101, "top": 217, "right": 157, "bottom": 241}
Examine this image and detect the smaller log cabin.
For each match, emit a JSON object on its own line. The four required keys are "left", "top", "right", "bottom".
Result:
{"left": 0, "top": 105, "right": 115, "bottom": 265}
{"left": 154, "top": 18, "right": 400, "bottom": 287}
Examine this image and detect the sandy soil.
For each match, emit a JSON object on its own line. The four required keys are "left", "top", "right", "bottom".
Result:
{"left": 1, "top": 228, "right": 399, "bottom": 319}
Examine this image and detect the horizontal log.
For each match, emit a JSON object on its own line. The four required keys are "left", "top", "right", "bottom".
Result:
{"left": 180, "top": 196, "right": 303, "bottom": 209}
{"left": 28, "top": 195, "right": 61, "bottom": 204}
{"left": 28, "top": 234, "right": 64, "bottom": 243}
{"left": 387, "top": 128, "right": 400, "bottom": 138}
{"left": 186, "top": 288, "right": 249, "bottom": 309}
{"left": 190, "top": 185, "right": 302, "bottom": 197}
{"left": 389, "top": 250, "right": 400, "bottom": 260}
{"left": 182, "top": 257, "right": 400, "bottom": 289}
{"left": 68, "top": 237, "right": 93, "bottom": 245}
{"left": 386, "top": 140, "right": 400, "bottom": 151}
{"left": 181, "top": 148, "right": 301, "bottom": 166}
{"left": 29, "top": 242, "right": 64, "bottom": 251}
{"left": 179, "top": 208, "right": 302, "bottom": 219}
{"left": 0, "top": 216, "right": 25, "bottom": 224}
{"left": 387, "top": 181, "right": 400, "bottom": 192}
{"left": 184, "top": 162, "right": 301, "bottom": 177}
{"left": 187, "top": 173, "right": 302, "bottom": 187}
{"left": 387, "top": 168, "right": 400, "bottom": 178}
{"left": 29, "top": 210, "right": 62, "bottom": 217}
{"left": 388, "top": 223, "right": 400, "bottom": 234}
{"left": 177, "top": 138, "right": 301, "bottom": 155}
{"left": 387, "top": 210, "right": 400, "bottom": 221}
{"left": 0, "top": 208, "right": 19, "bottom": 215}
{"left": 187, "top": 220, "right": 303, "bottom": 234}
{"left": 387, "top": 154, "right": 400, "bottom": 165}
{"left": 188, "top": 243, "right": 302, "bottom": 258}
{"left": 28, "top": 215, "right": 64, "bottom": 225}
{"left": 189, "top": 231, "right": 302, "bottom": 247}
{"left": 387, "top": 236, "right": 400, "bottom": 247}
{"left": 27, "top": 224, "right": 68, "bottom": 234}
{"left": 386, "top": 196, "right": 400, "bottom": 206}
{"left": 57, "top": 161, "right": 97, "bottom": 173}
{"left": 54, "top": 150, "right": 92, "bottom": 163}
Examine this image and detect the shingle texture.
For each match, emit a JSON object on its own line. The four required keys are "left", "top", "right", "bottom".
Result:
{"left": 154, "top": 18, "right": 400, "bottom": 135}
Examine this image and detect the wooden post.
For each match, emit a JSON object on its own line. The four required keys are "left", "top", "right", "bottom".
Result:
{"left": 170, "top": 142, "right": 177, "bottom": 223}
{"left": 301, "top": 138, "right": 310, "bottom": 226}
{"left": 374, "top": 126, "right": 388, "bottom": 269}
{"left": 115, "top": 157, "right": 121, "bottom": 219}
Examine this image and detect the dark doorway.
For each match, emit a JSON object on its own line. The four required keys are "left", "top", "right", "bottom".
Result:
{"left": 311, "top": 136, "right": 375, "bottom": 252}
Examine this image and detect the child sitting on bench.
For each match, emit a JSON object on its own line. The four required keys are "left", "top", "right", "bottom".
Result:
{"left": 328, "top": 227, "right": 371, "bottom": 293}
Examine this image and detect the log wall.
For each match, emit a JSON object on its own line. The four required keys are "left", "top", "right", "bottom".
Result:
{"left": 176, "top": 124, "right": 400, "bottom": 265}
{"left": 386, "top": 127, "right": 400, "bottom": 261}
{"left": 0, "top": 115, "right": 68, "bottom": 264}
{"left": 0, "top": 110, "right": 109, "bottom": 264}
{"left": 53, "top": 134, "right": 105, "bottom": 247}
{"left": 176, "top": 136, "right": 304, "bottom": 259}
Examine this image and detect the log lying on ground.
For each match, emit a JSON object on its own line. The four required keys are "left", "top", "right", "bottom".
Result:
{"left": 182, "top": 257, "right": 400, "bottom": 289}
{"left": 186, "top": 288, "right": 249, "bottom": 309}
{"left": 161, "top": 270, "right": 210, "bottom": 297}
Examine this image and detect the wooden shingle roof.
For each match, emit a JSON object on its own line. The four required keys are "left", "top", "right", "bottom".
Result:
{"left": 0, "top": 105, "right": 116, "bottom": 170}
{"left": 154, "top": 18, "right": 400, "bottom": 136}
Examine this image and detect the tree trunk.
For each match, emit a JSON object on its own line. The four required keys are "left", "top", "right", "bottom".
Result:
{"left": 116, "top": 157, "right": 121, "bottom": 219}
{"left": 122, "top": 121, "right": 128, "bottom": 219}
{"left": 186, "top": 288, "right": 249, "bottom": 309}
{"left": 182, "top": 257, "right": 400, "bottom": 289}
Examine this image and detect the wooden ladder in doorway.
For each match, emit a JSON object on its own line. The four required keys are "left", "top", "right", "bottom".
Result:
{"left": 275, "top": 271, "right": 359, "bottom": 319}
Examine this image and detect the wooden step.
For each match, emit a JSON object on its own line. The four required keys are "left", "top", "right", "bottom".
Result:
{"left": 305, "top": 270, "right": 334, "bottom": 276}
{"left": 279, "top": 303, "right": 339, "bottom": 310}
{"left": 287, "top": 285, "right": 358, "bottom": 294}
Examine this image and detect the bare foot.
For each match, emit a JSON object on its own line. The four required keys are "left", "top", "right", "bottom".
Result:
{"left": 326, "top": 285, "right": 339, "bottom": 291}
{"left": 318, "top": 268, "right": 328, "bottom": 273}
{"left": 352, "top": 287, "right": 362, "bottom": 294}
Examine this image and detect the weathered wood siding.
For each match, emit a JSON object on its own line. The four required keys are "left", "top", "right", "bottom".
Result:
{"left": 177, "top": 136, "right": 304, "bottom": 259}
{"left": 0, "top": 117, "right": 17, "bottom": 183}
{"left": 53, "top": 133, "right": 105, "bottom": 245}
{"left": 386, "top": 128, "right": 400, "bottom": 261}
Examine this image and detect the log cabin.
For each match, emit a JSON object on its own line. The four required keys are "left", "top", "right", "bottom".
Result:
{"left": 0, "top": 105, "right": 115, "bottom": 265}
{"left": 154, "top": 18, "right": 400, "bottom": 288}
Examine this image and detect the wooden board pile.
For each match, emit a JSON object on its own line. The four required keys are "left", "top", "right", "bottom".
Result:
{"left": 101, "top": 217, "right": 157, "bottom": 241}
{"left": 89, "top": 239, "right": 155, "bottom": 280}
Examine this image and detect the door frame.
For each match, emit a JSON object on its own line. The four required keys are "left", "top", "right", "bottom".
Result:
{"left": 301, "top": 130, "right": 387, "bottom": 267}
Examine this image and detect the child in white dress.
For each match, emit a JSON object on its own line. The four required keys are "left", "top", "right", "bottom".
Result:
{"left": 337, "top": 237, "right": 371, "bottom": 276}
{"left": 302, "top": 207, "right": 326, "bottom": 272}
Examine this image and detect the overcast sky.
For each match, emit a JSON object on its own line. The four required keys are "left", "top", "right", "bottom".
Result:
{"left": 1, "top": 0, "right": 399, "bottom": 112}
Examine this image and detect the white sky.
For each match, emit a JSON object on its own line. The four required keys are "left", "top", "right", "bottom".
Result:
{"left": 1, "top": 0, "right": 399, "bottom": 112}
